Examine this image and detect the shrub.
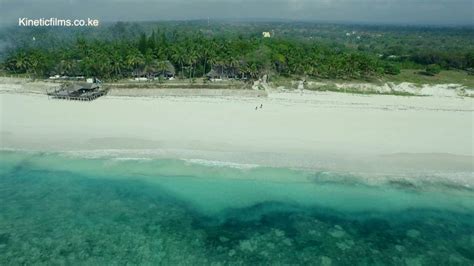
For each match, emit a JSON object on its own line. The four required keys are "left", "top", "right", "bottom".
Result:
{"left": 425, "top": 64, "right": 442, "bottom": 76}
{"left": 384, "top": 63, "right": 401, "bottom": 75}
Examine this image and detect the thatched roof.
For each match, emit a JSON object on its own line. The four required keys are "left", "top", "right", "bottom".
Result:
{"left": 133, "top": 60, "right": 176, "bottom": 77}
{"left": 206, "top": 69, "right": 220, "bottom": 78}
{"left": 159, "top": 60, "right": 175, "bottom": 75}
{"left": 206, "top": 65, "right": 240, "bottom": 79}
{"left": 62, "top": 82, "right": 99, "bottom": 92}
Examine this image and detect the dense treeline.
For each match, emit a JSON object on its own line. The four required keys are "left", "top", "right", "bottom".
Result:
{"left": 1, "top": 33, "right": 389, "bottom": 80}
{"left": 1, "top": 21, "right": 473, "bottom": 80}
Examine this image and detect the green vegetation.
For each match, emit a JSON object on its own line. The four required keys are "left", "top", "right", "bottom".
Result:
{"left": 424, "top": 64, "right": 442, "bottom": 76}
{"left": 382, "top": 69, "right": 474, "bottom": 88}
{"left": 302, "top": 83, "right": 418, "bottom": 96}
{"left": 0, "top": 21, "right": 473, "bottom": 84}
{"left": 108, "top": 78, "right": 247, "bottom": 89}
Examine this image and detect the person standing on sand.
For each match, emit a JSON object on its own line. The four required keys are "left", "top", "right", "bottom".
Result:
{"left": 260, "top": 104, "right": 263, "bottom": 109}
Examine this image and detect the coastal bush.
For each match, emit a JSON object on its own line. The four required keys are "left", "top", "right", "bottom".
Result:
{"left": 425, "top": 64, "right": 442, "bottom": 76}
{"left": 384, "top": 63, "right": 401, "bottom": 75}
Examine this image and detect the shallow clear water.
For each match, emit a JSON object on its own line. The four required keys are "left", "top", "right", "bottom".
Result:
{"left": 0, "top": 150, "right": 473, "bottom": 265}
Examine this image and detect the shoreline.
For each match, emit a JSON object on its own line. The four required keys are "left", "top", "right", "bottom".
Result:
{"left": 2, "top": 148, "right": 472, "bottom": 188}
{"left": 1, "top": 86, "right": 472, "bottom": 182}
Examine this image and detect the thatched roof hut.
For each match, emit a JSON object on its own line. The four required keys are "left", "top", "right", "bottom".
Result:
{"left": 158, "top": 60, "right": 176, "bottom": 77}
{"left": 206, "top": 65, "right": 240, "bottom": 80}
{"left": 49, "top": 82, "right": 102, "bottom": 98}
{"left": 133, "top": 60, "right": 176, "bottom": 78}
{"left": 206, "top": 69, "right": 221, "bottom": 79}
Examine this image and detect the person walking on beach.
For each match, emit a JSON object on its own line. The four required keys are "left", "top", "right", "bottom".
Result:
{"left": 260, "top": 104, "right": 263, "bottom": 109}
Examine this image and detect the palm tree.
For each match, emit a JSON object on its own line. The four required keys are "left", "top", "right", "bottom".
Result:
{"left": 56, "top": 60, "right": 74, "bottom": 76}
{"left": 14, "top": 52, "right": 29, "bottom": 73}
{"left": 27, "top": 52, "right": 41, "bottom": 76}
{"left": 199, "top": 44, "right": 212, "bottom": 77}
{"left": 110, "top": 52, "right": 123, "bottom": 78}
{"left": 201, "top": 39, "right": 221, "bottom": 76}
{"left": 126, "top": 51, "right": 145, "bottom": 75}
{"left": 171, "top": 47, "right": 186, "bottom": 79}
{"left": 228, "top": 55, "right": 240, "bottom": 78}
{"left": 143, "top": 49, "right": 157, "bottom": 78}
{"left": 207, "top": 52, "right": 218, "bottom": 75}
{"left": 247, "top": 62, "right": 258, "bottom": 79}
{"left": 156, "top": 60, "right": 169, "bottom": 83}
{"left": 96, "top": 54, "right": 113, "bottom": 79}
{"left": 187, "top": 49, "right": 198, "bottom": 79}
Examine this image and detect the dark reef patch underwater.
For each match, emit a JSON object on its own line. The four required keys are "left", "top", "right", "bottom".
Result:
{"left": 0, "top": 150, "right": 473, "bottom": 265}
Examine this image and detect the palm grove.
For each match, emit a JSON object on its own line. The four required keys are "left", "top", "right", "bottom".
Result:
{"left": 2, "top": 22, "right": 474, "bottom": 81}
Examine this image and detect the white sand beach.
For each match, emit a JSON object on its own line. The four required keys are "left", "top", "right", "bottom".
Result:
{"left": 1, "top": 80, "right": 473, "bottom": 183}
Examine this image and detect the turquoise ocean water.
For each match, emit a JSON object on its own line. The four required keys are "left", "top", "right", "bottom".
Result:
{"left": 0, "top": 150, "right": 473, "bottom": 265}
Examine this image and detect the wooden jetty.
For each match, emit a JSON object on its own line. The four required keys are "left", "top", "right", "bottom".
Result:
{"left": 48, "top": 82, "right": 108, "bottom": 101}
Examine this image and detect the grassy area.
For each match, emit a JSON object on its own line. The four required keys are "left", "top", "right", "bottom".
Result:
{"left": 108, "top": 83, "right": 248, "bottom": 89}
{"left": 305, "top": 84, "right": 419, "bottom": 97}
{"left": 107, "top": 78, "right": 249, "bottom": 89}
{"left": 0, "top": 73, "right": 38, "bottom": 79}
{"left": 382, "top": 70, "right": 474, "bottom": 88}
{"left": 271, "top": 70, "right": 474, "bottom": 93}
{"left": 269, "top": 76, "right": 297, "bottom": 89}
